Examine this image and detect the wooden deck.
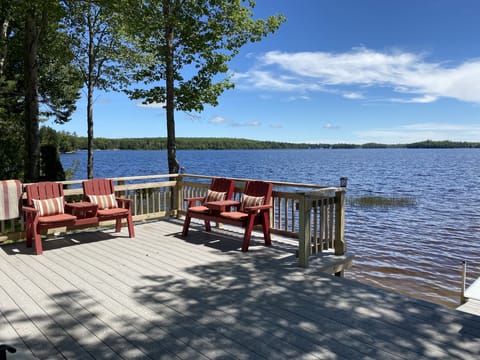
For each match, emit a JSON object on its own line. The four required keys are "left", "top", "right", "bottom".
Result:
{"left": 1, "top": 219, "right": 480, "bottom": 360}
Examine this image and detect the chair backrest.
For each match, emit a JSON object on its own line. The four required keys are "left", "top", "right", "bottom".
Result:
{"left": 25, "top": 182, "right": 65, "bottom": 207}
{"left": 82, "top": 178, "right": 115, "bottom": 198}
{"left": 243, "top": 181, "right": 273, "bottom": 205}
{"left": 210, "top": 178, "right": 235, "bottom": 200}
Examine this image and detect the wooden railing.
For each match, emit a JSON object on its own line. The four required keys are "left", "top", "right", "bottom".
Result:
{"left": 0, "top": 174, "right": 346, "bottom": 267}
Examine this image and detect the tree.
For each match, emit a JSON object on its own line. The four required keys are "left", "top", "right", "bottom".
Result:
{"left": 0, "top": 1, "right": 24, "bottom": 180}
{"left": 124, "top": 0, "right": 285, "bottom": 173}
{"left": 61, "top": 0, "right": 133, "bottom": 179}
{"left": 1, "top": 1, "right": 82, "bottom": 182}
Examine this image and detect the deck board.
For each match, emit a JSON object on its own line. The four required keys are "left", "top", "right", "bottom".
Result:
{"left": 1, "top": 219, "right": 479, "bottom": 359}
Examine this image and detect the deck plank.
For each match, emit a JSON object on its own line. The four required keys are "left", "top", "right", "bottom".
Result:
{"left": 1, "top": 219, "right": 479, "bottom": 359}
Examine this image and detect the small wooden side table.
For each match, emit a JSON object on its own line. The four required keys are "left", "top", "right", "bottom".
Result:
{"left": 65, "top": 202, "right": 98, "bottom": 226}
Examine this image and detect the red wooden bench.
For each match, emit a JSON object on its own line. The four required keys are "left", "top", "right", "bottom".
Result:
{"left": 24, "top": 179, "right": 135, "bottom": 255}
{"left": 182, "top": 180, "right": 273, "bottom": 251}
{"left": 182, "top": 177, "right": 235, "bottom": 235}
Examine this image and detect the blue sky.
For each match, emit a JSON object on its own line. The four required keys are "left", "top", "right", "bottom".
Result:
{"left": 47, "top": 0, "right": 480, "bottom": 144}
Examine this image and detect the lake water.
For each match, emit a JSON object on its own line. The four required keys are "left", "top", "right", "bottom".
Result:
{"left": 61, "top": 148, "right": 480, "bottom": 307}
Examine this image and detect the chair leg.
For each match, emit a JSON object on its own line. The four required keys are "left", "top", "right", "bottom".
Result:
{"left": 127, "top": 214, "right": 135, "bottom": 237}
{"left": 182, "top": 215, "right": 191, "bottom": 236}
{"left": 33, "top": 230, "right": 43, "bottom": 255}
{"left": 242, "top": 215, "right": 256, "bottom": 252}
{"left": 25, "top": 220, "right": 32, "bottom": 248}
{"left": 115, "top": 218, "right": 122, "bottom": 233}
{"left": 262, "top": 212, "right": 272, "bottom": 246}
{"left": 204, "top": 220, "right": 211, "bottom": 232}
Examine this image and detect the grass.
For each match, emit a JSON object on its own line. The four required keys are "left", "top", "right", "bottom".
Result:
{"left": 347, "top": 194, "right": 416, "bottom": 208}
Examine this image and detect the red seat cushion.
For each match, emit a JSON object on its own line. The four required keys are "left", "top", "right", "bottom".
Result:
{"left": 97, "top": 208, "right": 129, "bottom": 217}
{"left": 188, "top": 205, "right": 209, "bottom": 214}
{"left": 219, "top": 211, "right": 248, "bottom": 221}
{"left": 38, "top": 213, "right": 76, "bottom": 224}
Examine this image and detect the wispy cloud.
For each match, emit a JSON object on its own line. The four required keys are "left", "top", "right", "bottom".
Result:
{"left": 209, "top": 116, "right": 261, "bottom": 127}
{"left": 355, "top": 122, "right": 480, "bottom": 143}
{"left": 231, "top": 121, "right": 261, "bottom": 127}
{"left": 287, "top": 95, "right": 311, "bottom": 102}
{"left": 343, "top": 92, "right": 365, "bottom": 100}
{"left": 209, "top": 116, "right": 229, "bottom": 124}
{"left": 236, "top": 48, "right": 480, "bottom": 104}
{"left": 390, "top": 95, "right": 438, "bottom": 103}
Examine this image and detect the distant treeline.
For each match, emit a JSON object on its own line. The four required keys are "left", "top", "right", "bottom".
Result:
{"left": 41, "top": 127, "right": 480, "bottom": 153}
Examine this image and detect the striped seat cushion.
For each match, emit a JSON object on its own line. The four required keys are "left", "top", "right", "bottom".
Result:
{"left": 32, "top": 196, "right": 65, "bottom": 216}
{"left": 88, "top": 194, "right": 118, "bottom": 210}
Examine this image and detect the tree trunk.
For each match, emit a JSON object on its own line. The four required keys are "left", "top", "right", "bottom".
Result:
{"left": 0, "top": 19, "right": 9, "bottom": 75}
{"left": 164, "top": 1, "right": 179, "bottom": 175}
{"left": 24, "top": 7, "right": 40, "bottom": 182}
{"left": 87, "top": 8, "right": 95, "bottom": 179}
{"left": 87, "top": 81, "right": 94, "bottom": 179}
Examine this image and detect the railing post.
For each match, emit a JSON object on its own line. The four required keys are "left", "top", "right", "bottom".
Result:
{"left": 174, "top": 174, "right": 184, "bottom": 218}
{"left": 461, "top": 260, "right": 467, "bottom": 305}
{"left": 334, "top": 189, "right": 346, "bottom": 256}
{"left": 298, "top": 193, "right": 312, "bottom": 268}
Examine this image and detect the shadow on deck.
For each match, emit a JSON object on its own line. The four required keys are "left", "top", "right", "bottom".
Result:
{"left": 0, "top": 219, "right": 479, "bottom": 359}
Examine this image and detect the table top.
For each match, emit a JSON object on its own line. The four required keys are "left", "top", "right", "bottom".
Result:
{"left": 66, "top": 201, "right": 98, "bottom": 209}
{"left": 204, "top": 200, "right": 240, "bottom": 211}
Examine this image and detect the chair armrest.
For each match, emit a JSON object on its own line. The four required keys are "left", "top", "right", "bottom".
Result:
{"left": 244, "top": 204, "right": 272, "bottom": 213}
{"left": 184, "top": 196, "right": 205, "bottom": 208}
{"left": 23, "top": 205, "right": 38, "bottom": 215}
{"left": 116, "top": 197, "right": 131, "bottom": 209}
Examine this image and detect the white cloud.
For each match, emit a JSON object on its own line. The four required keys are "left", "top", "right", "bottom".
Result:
{"left": 287, "top": 95, "right": 311, "bottom": 102}
{"left": 209, "top": 116, "right": 261, "bottom": 127}
{"left": 390, "top": 95, "right": 438, "bottom": 103}
{"left": 343, "top": 92, "right": 364, "bottom": 100}
{"left": 209, "top": 116, "right": 229, "bottom": 124}
{"left": 236, "top": 48, "right": 480, "bottom": 104}
{"left": 231, "top": 120, "right": 261, "bottom": 127}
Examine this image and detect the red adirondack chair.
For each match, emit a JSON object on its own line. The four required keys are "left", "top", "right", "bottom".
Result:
{"left": 182, "top": 177, "right": 235, "bottom": 235}
{"left": 24, "top": 182, "right": 77, "bottom": 255}
{"left": 82, "top": 178, "right": 135, "bottom": 238}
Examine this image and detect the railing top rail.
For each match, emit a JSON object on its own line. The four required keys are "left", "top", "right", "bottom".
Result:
{"left": 23, "top": 174, "right": 343, "bottom": 195}
{"left": 23, "top": 174, "right": 179, "bottom": 187}
{"left": 304, "top": 187, "right": 343, "bottom": 199}
{"left": 180, "top": 173, "right": 341, "bottom": 191}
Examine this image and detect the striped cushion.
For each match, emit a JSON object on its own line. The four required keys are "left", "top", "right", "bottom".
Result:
{"left": 88, "top": 194, "right": 118, "bottom": 210}
{"left": 32, "top": 196, "right": 65, "bottom": 216}
{"left": 240, "top": 194, "right": 264, "bottom": 211}
{"left": 205, "top": 190, "right": 226, "bottom": 202}
{"left": 0, "top": 180, "right": 22, "bottom": 220}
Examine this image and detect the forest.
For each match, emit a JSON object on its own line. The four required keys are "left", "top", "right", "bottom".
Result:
{"left": 42, "top": 126, "right": 480, "bottom": 152}
{"left": 1, "top": 1, "right": 284, "bottom": 181}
